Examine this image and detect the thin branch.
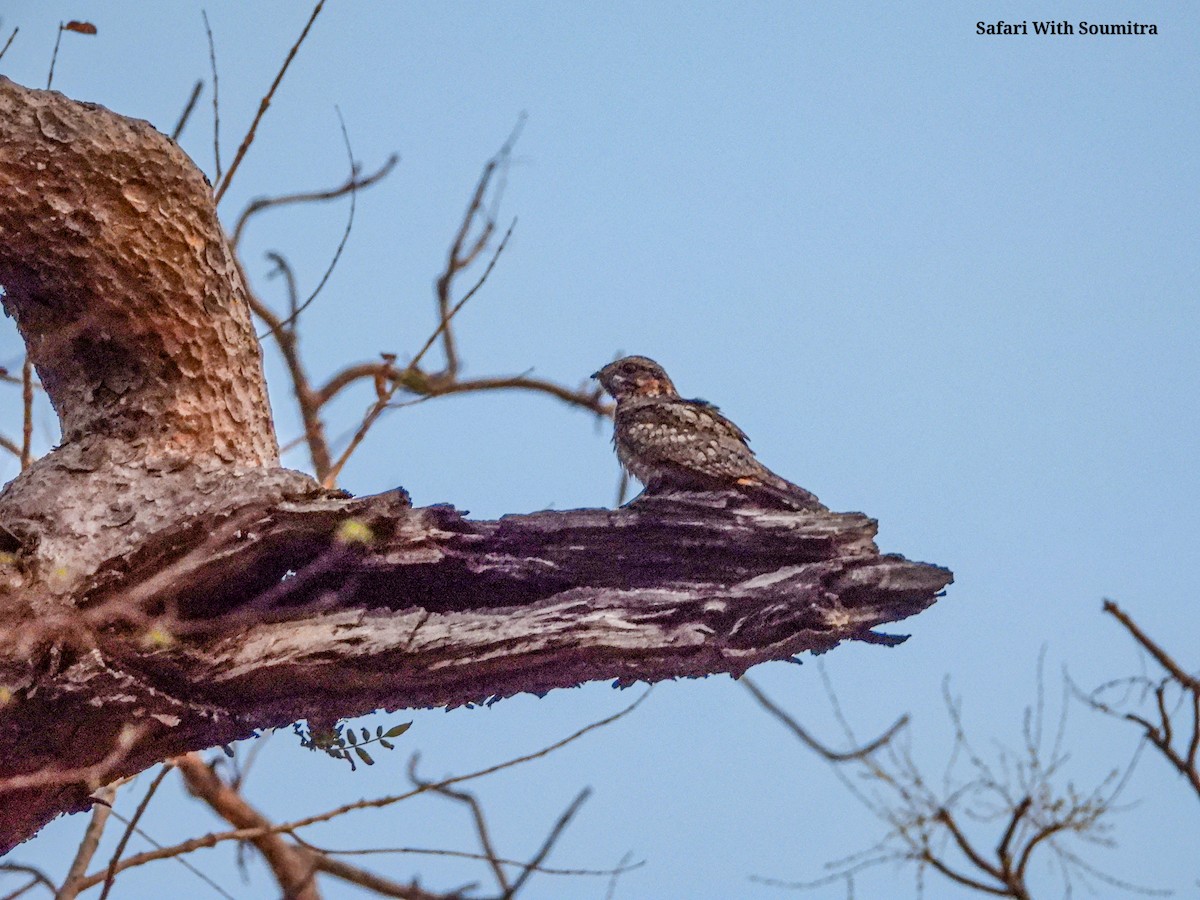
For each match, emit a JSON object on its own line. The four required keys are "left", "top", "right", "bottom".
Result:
{"left": 1014, "top": 819, "right": 1072, "bottom": 884}
{"left": 201, "top": 12, "right": 221, "bottom": 183}
{"left": 265, "top": 251, "right": 301, "bottom": 321}
{"left": 315, "top": 365, "right": 610, "bottom": 416}
{"left": 917, "top": 850, "right": 1013, "bottom": 898}
{"left": 229, "top": 734, "right": 271, "bottom": 792}
{"left": 742, "top": 676, "right": 908, "bottom": 762}
{"left": 0, "top": 865, "right": 55, "bottom": 897}
{"left": 170, "top": 79, "right": 204, "bottom": 142}
{"left": 605, "top": 851, "right": 636, "bottom": 900}
{"left": 20, "top": 355, "right": 32, "bottom": 470}
{"left": 615, "top": 470, "right": 630, "bottom": 507}
{"left": 1, "top": 877, "right": 42, "bottom": 900}
{"left": 308, "top": 856, "right": 466, "bottom": 900}
{"left": 254, "top": 252, "right": 331, "bottom": 479}
{"left": 507, "top": 788, "right": 592, "bottom": 897}
{"left": 1104, "top": 600, "right": 1199, "bottom": 691}
{"left": 56, "top": 784, "right": 118, "bottom": 900}
{"left": 299, "top": 840, "right": 629, "bottom": 880}
{"left": 46, "top": 23, "right": 63, "bottom": 90}
{"left": 214, "top": 0, "right": 326, "bottom": 204}
{"left": 0, "top": 27, "right": 17, "bottom": 63}
{"left": 231, "top": 153, "right": 398, "bottom": 248}
{"left": 0, "top": 433, "right": 20, "bottom": 458}
{"left": 411, "top": 780, "right": 509, "bottom": 892}
{"left": 1187, "top": 689, "right": 1199, "bottom": 773}
{"left": 934, "top": 807, "right": 1005, "bottom": 883}
{"left": 98, "top": 764, "right": 174, "bottom": 900}
{"left": 996, "top": 796, "right": 1032, "bottom": 870}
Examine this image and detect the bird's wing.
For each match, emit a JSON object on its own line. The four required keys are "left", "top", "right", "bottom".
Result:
{"left": 688, "top": 398, "right": 751, "bottom": 444}
{"left": 619, "top": 398, "right": 763, "bottom": 482}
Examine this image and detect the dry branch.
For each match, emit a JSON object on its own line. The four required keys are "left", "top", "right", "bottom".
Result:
{"left": 0, "top": 76, "right": 952, "bottom": 857}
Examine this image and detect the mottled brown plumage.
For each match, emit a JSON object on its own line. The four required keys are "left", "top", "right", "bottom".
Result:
{"left": 592, "top": 356, "right": 821, "bottom": 510}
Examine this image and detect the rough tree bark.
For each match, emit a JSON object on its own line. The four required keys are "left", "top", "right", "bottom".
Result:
{"left": 0, "top": 76, "right": 952, "bottom": 854}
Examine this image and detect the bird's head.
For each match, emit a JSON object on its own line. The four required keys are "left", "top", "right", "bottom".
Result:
{"left": 592, "top": 356, "right": 679, "bottom": 401}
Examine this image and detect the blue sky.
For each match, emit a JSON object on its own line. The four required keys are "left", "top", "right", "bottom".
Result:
{"left": 2, "top": 3, "right": 1197, "bottom": 897}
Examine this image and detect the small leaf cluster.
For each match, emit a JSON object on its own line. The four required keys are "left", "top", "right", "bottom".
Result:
{"left": 293, "top": 720, "right": 412, "bottom": 771}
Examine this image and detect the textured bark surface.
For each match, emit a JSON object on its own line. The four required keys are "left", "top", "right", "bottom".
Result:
{"left": 0, "top": 76, "right": 953, "bottom": 853}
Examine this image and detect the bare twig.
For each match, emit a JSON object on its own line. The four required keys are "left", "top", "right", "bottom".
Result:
{"left": 0, "top": 433, "right": 20, "bottom": 458}
{"left": 201, "top": 12, "right": 221, "bottom": 182}
{"left": 0, "top": 864, "right": 56, "bottom": 897}
{"left": 309, "top": 856, "right": 468, "bottom": 900}
{"left": 507, "top": 788, "right": 592, "bottom": 897}
{"left": 98, "top": 764, "right": 174, "bottom": 900}
{"left": 742, "top": 676, "right": 908, "bottom": 762}
{"left": 315, "top": 366, "right": 610, "bottom": 417}
{"left": 615, "top": 470, "right": 631, "bottom": 507}
{"left": 19, "top": 355, "right": 32, "bottom": 470}
{"left": 231, "top": 153, "right": 398, "bottom": 248}
{"left": 0, "top": 27, "right": 17, "bottom": 63}
{"left": 605, "top": 851, "right": 636, "bottom": 900}
{"left": 170, "top": 79, "right": 204, "bottom": 142}
{"left": 297, "top": 838, "right": 631, "bottom": 881}
{"left": 409, "top": 779, "right": 509, "bottom": 892}
{"left": 56, "top": 784, "right": 118, "bottom": 900}
{"left": 266, "top": 251, "right": 300, "bottom": 323}
{"left": 244, "top": 253, "right": 331, "bottom": 478}
{"left": 46, "top": 23, "right": 63, "bottom": 90}
{"left": 214, "top": 0, "right": 326, "bottom": 204}
{"left": 1103, "top": 600, "right": 1199, "bottom": 691}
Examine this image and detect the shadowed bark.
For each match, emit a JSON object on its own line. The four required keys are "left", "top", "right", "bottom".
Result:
{"left": 0, "top": 76, "right": 952, "bottom": 853}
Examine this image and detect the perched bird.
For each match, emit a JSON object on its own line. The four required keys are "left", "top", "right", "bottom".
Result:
{"left": 592, "top": 355, "right": 821, "bottom": 510}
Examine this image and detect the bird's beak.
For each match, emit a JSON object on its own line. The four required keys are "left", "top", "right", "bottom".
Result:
{"left": 590, "top": 370, "right": 602, "bottom": 380}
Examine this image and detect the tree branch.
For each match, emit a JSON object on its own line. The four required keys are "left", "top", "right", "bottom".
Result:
{"left": 0, "top": 76, "right": 952, "bottom": 860}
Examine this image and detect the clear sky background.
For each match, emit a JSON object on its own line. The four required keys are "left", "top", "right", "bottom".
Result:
{"left": 2, "top": 3, "right": 1197, "bottom": 898}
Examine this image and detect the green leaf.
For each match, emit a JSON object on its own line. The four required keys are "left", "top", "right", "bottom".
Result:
{"left": 384, "top": 722, "right": 412, "bottom": 738}
{"left": 361, "top": 727, "right": 370, "bottom": 742}
{"left": 346, "top": 729, "right": 357, "bottom": 745}
{"left": 376, "top": 725, "right": 383, "bottom": 737}
{"left": 355, "top": 747, "right": 375, "bottom": 766}
{"left": 379, "top": 739, "right": 394, "bottom": 750}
